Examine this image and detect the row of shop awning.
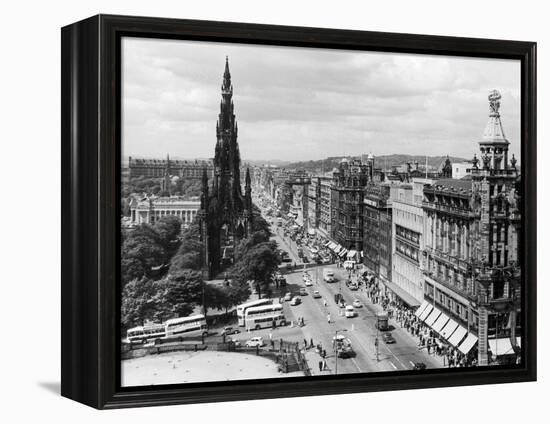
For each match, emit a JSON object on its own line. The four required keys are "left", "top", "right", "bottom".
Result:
{"left": 415, "top": 300, "right": 478, "bottom": 355}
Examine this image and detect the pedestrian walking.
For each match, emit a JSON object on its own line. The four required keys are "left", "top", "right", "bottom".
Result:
{"left": 310, "top": 338, "right": 314, "bottom": 349}
{"left": 327, "top": 313, "right": 331, "bottom": 324}
{"left": 323, "top": 299, "right": 327, "bottom": 307}
{"left": 319, "top": 361, "right": 323, "bottom": 372}
{"left": 323, "top": 359, "right": 328, "bottom": 371}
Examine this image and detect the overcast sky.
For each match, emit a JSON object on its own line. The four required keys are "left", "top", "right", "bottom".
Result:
{"left": 122, "top": 37, "right": 520, "bottom": 163}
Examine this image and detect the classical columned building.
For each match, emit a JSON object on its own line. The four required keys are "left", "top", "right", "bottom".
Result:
{"left": 129, "top": 196, "right": 200, "bottom": 226}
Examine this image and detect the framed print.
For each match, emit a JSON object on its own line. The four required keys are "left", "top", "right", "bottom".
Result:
{"left": 61, "top": 14, "right": 537, "bottom": 409}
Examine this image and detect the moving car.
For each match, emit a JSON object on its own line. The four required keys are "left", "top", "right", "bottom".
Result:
{"left": 348, "top": 282, "right": 358, "bottom": 291}
{"left": 304, "top": 279, "right": 313, "bottom": 287}
{"left": 221, "top": 326, "right": 240, "bottom": 336}
{"left": 245, "top": 337, "right": 265, "bottom": 348}
{"left": 284, "top": 292, "right": 292, "bottom": 301}
{"left": 333, "top": 334, "right": 355, "bottom": 358}
{"left": 345, "top": 304, "right": 356, "bottom": 318}
{"left": 352, "top": 299, "right": 362, "bottom": 308}
{"left": 412, "top": 362, "right": 426, "bottom": 370}
{"left": 323, "top": 268, "right": 335, "bottom": 283}
{"left": 382, "top": 332, "right": 396, "bottom": 344}
{"left": 290, "top": 296, "right": 302, "bottom": 306}
{"left": 312, "top": 290, "right": 321, "bottom": 299}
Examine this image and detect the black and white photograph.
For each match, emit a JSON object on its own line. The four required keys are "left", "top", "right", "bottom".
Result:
{"left": 120, "top": 37, "right": 523, "bottom": 387}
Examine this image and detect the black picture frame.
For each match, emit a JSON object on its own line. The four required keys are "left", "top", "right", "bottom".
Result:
{"left": 61, "top": 14, "right": 537, "bottom": 409}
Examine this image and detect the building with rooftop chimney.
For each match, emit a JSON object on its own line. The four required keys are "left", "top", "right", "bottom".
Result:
{"left": 198, "top": 58, "right": 253, "bottom": 279}
{"left": 420, "top": 90, "right": 521, "bottom": 366}
{"left": 128, "top": 157, "right": 214, "bottom": 180}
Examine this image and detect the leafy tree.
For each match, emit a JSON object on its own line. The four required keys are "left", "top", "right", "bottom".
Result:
{"left": 121, "top": 277, "right": 159, "bottom": 330}
{"left": 153, "top": 216, "right": 182, "bottom": 259}
{"left": 121, "top": 256, "right": 146, "bottom": 285}
{"left": 174, "top": 178, "right": 202, "bottom": 198}
{"left": 121, "top": 223, "right": 166, "bottom": 285}
{"left": 154, "top": 269, "right": 204, "bottom": 320}
{"left": 231, "top": 241, "right": 281, "bottom": 298}
{"left": 251, "top": 206, "right": 271, "bottom": 235}
{"left": 168, "top": 221, "right": 203, "bottom": 273}
{"left": 170, "top": 251, "right": 201, "bottom": 271}
{"left": 234, "top": 230, "right": 270, "bottom": 258}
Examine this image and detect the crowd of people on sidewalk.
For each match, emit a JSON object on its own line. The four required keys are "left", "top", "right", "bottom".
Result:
{"left": 360, "top": 273, "right": 478, "bottom": 368}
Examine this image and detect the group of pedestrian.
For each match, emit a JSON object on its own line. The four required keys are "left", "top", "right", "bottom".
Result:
{"left": 296, "top": 316, "right": 305, "bottom": 326}
{"left": 318, "top": 359, "right": 328, "bottom": 372}
{"left": 393, "top": 302, "right": 477, "bottom": 368}
{"left": 303, "top": 338, "right": 315, "bottom": 350}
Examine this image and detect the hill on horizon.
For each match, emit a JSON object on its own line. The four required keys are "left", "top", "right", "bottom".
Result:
{"left": 286, "top": 154, "right": 470, "bottom": 172}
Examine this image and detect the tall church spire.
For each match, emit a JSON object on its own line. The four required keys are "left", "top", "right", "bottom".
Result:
{"left": 223, "top": 56, "right": 231, "bottom": 89}
{"left": 202, "top": 58, "right": 249, "bottom": 278}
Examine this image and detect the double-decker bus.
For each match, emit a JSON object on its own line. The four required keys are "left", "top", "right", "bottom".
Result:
{"left": 244, "top": 304, "right": 286, "bottom": 331}
{"left": 126, "top": 323, "right": 166, "bottom": 344}
{"left": 164, "top": 314, "right": 208, "bottom": 339}
{"left": 237, "top": 299, "right": 274, "bottom": 326}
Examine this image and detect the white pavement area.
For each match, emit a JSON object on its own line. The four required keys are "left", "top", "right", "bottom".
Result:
{"left": 122, "top": 351, "right": 304, "bottom": 386}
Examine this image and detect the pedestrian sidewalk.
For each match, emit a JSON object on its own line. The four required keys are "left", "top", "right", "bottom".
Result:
{"left": 350, "top": 279, "right": 449, "bottom": 369}
{"left": 303, "top": 349, "right": 332, "bottom": 376}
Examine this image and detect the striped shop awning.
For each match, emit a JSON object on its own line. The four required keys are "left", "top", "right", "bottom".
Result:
{"left": 458, "top": 333, "right": 478, "bottom": 355}
{"left": 432, "top": 313, "right": 450, "bottom": 333}
{"left": 440, "top": 319, "right": 459, "bottom": 340}
{"left": 424, "top": 308, "right": 442, "bottom": 327}
{"left": 448, "top": 325, "right": 468, "bottom": 347}
{"left": 418, "top": 304, "right": 434, "bottom": 321}
{"left": 415, "top": 301, "right": 430, "bottom": 318}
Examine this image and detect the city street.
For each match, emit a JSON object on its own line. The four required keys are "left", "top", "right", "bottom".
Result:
{"left": 228, "top": 199, "right": 442, "bottom": 376}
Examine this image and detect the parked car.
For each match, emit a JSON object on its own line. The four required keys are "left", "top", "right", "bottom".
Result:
{"left": 284, "top": 292, "right": 292, "bottom": 301}
{"left": 299, "top": 287, "right": 307, "bottom": 296}
{"left": 290, "top": 296, "right": 302, "bottom": 306}
{"left": 245, "top": 337, "right": 265, "bottom": 348}
{"left": 382, "top": 332, "right": 396, "bottom": 344}
{"left": 352, "top": 299, "right": 362, "bottom": 308}
{"left": 312, "top": 290, "right": 322, "bottom": 299}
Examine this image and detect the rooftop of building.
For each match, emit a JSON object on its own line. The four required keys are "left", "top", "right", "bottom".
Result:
{"left": 129, "top": 158, "right": 214, "bottom": 166}
{"left": 427, "top": 178, "right": 473, "bottom": 194}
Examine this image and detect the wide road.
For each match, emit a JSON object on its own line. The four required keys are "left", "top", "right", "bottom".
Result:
{"left": 249, "top": 196, "right": 442, "bottom": 375}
